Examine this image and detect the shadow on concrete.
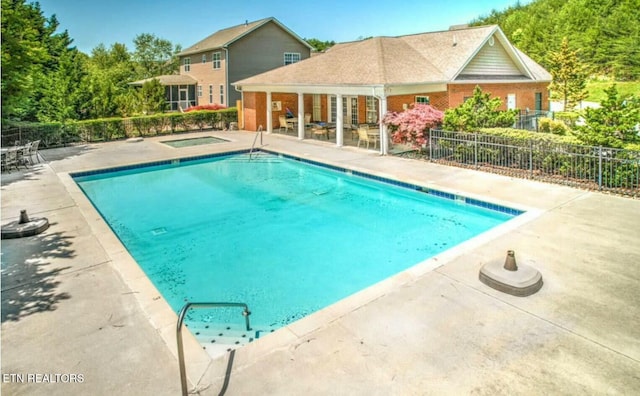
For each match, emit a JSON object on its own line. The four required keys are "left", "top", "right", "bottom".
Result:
{"left": 1, "top": 145, "right": 97, "bottom": 187}
{"left": 39, "top": 144, "right": 97, "bottom": 162}
{"left": 1, "top": 224, "right": 75, "bottom": 322}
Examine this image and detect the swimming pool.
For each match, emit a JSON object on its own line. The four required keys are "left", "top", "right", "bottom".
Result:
{"left": 73, "top": 150, "right": 520, "bottom": 345}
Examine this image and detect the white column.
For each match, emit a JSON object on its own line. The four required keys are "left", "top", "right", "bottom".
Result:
{"left": 379, "top": 96, "right": 388, "bottom": 155}
{"left": 266, "top": 91, "right": 272, "bottom": 133}
{"left": 297, "top": 93, "right": 305, "bottom": 140}
{"left": 336, "top": 94, "right": 344, "bottom": 147}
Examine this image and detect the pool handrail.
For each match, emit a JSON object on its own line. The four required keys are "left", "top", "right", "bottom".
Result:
{"left": 176, "top": 301, "right": 251, "bottom": 396}
{"left": 249, "top": 125, "right": 264, "bottom": 160}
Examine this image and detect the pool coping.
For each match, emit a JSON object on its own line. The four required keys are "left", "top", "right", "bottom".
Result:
{"left": 61, "top": 147, "right": 542, "bottom": 388}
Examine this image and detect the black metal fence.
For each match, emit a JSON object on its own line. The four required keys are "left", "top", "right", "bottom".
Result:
{"left": 409, "top": 129, "right": 640, "bottom": 197}
{"left": 514, "top": 110, "right": 548, "bottom": 131}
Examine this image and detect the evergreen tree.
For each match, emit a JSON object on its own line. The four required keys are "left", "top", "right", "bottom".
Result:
{"left": 575, "top": 85, "right": 640, "bottom": 148}
{"left": 442, "top": 86, "right": 518, "bottom": 131}
{"left": 1, "top": 0, "right": 50, "bottom": 120}
{"left": 138, "top": 79, "right": 167, "bottom": 114}
{"left": 38, "top": 49, "right": 89, "bottom": 122}
{"left": 471, "top": 0, "right": 640, "bottom": 80}
{"left": 547, "top": 37, "right": 589, "bottom": 110}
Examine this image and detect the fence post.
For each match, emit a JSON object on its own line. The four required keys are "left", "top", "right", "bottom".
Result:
{"left": 598, "top": 146, "right": 603, "bottom": 190}
{"left": 529, "top": 139, "right": 533, "bottom": 178}
{"left": 428, "top": 129, "right": 433, "bottom": 161}
{"left": 474, "top": 131, "right": 478, "bottom": 169}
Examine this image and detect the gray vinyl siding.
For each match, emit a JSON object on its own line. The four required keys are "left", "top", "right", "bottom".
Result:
{"left": 227, "top": 22, "right": 310, "bottom": 104}
{"left": 458, "top": 36, "right": 524, "bottom": 77}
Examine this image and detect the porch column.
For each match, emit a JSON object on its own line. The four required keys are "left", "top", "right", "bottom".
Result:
{"left": 297, "top": 93, "right": 305, "bottom": 140}
{"left": 379, "top": 96, "right": 388, "bottom": 155}
{"left": 336, "top": 94, "right": 344, "bottom": 147}
{"left": 266, "top": 91, "right": 273, "bottom": 133}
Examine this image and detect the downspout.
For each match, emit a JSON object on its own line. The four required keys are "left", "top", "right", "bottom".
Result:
{"left": 224, "top": 47, "right": 230, "bottom": 106}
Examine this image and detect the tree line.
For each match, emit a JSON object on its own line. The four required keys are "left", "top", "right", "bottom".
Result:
{"left": 1, "top": 0, "right": 181, "bottom": 124}
{"left": 471, "top": 0, "right": 640, "bottom": 81}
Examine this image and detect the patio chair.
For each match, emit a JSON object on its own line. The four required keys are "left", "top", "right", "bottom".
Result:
{"left": 279, "top": 115, "right": 294, "bottom": 133}
{"left": 28, "top": 140, "right": 41, "bottom": 163}
{"left": 18, "top": 142, "right": 32, "bottom": 167}
{"left": 311, "top": 124, "right": 329, "bottom": 140}
{"left": 357, "top": 126, "right": 378, "bottom": 149}
{"left": 1, "top": 148, "right": 19, "bottom": 172}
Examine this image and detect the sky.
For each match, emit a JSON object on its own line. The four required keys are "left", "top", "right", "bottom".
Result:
{"left": 36, "top": 0, "right": 530, "bottom": 54}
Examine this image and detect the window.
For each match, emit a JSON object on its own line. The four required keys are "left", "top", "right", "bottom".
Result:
{"left": 366, "top": 96, "right": 378, "bottom": 123}
{"left": 201, "top": 54, "right": 207, "bottom": 63}
{"left": 284, "top": 52, "right": 301, "bottom": 65}
{"left": 415, "top": 96, "right": 430, "bottom": 105}
{"left": 183, "top": 57, "right": 191, "bottom": 72}
{"left": 209, "top": 85, "right": 213, "bottom": 103}
{"left": 212, "top": 52, "right": 221, "bottom": 69}
{"left": 219, "top": 85, "right": 224, "bottom": 105}
{"left": 197, "top": 85, "right": 202, "bottom": 97}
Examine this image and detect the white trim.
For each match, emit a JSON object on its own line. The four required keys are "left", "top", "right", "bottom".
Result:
{"left": 451, "top": 26, "right": 534, "bottom": 81}
{"left": 266, "top": 92, "right": 273, "bottom": 133}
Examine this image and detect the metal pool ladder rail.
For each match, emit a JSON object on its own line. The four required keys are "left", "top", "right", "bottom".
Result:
{"left": 176, "top": 302, "right": 252, "bottom": 396}
{"left": 249, "top": 125, "right": 264, "bottom": 160}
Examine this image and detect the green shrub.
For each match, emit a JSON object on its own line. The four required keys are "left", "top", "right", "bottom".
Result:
{"left": 538, "top": 117, "right": 570, "bottom": 135}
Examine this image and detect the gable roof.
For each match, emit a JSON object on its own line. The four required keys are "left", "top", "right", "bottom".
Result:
{"left": 178, "top": 17, "right": 312, "bottom": 56}
{"left": 234, "top": 25, "right": 550, "bottom": 93}
{"left": 129, "top": 74, "right": 197, "bottom": 86}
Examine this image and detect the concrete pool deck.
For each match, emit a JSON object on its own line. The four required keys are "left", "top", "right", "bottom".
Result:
{"left": 1, "top": 130, "right": 639, "bottom": 395}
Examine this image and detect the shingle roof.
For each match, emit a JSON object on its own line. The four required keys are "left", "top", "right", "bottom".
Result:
{"left": 178, "top": 17, "right": 311, "bottom": 56}
{"left": 234, "top": 25, "right": 550, "bottom": 88}
{"left": 129, "top": 75, "right": 197, "bottom": 86}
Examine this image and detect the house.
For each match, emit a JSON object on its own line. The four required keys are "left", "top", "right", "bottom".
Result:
{"left": 233, "top": 25, "right": 552, "bottom": 154}
{"left": 131, "top": 18, "right": 312, "bottom": 111}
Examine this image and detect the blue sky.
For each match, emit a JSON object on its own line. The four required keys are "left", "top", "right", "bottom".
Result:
{"left": 37, "top": 0, "right": 530, "bottom": 54}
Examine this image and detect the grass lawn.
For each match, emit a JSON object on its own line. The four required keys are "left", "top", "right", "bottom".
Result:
{"left": 586, "top": 80, "right": 640, "bottom": 103}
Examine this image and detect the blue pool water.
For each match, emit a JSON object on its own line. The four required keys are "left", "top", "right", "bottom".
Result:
{"left": 74, "top": 152, "right": 517, "bottom": 330}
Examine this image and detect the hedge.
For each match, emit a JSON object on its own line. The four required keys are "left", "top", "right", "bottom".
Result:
{"left": 0, "top": 108, "right": 238, "bottom": 147}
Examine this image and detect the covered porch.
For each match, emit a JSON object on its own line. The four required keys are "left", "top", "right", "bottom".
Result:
{"left": 237, "top": 83, "right": 447, "bottom": 155}
{"left": 130, "top": 75, "right": 198, "bottom": 111}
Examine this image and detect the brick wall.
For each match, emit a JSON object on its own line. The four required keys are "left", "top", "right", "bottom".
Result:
{"left": 448, "top": 82, "right": 549, "bottom": 111}
{"left": 241, "top": 82, "right": 549, "bottom": 131}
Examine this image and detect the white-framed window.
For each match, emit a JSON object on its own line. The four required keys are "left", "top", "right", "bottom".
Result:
{"left": 201, "top": 54, "right": 207, "bottom": 63}
{"left": 284, "top": 52, "right": 301, "bottom": 65}
{"left": 183, "top": 57, "right": 191, "bottom": 72}
{"left": 197, "top": 85, "right": 202, "bottom": 97}
{"left": 366, "top": 96, "right": 378, "bottom": 123}
{"left": 219, "top": 85, "right": 224, "bottom": 105}
{"left": 209, "top": 85, "right": 213, "bottom": 103}
{"left": 212, "top": 52, "right": 221, "bottom": 69}
{"left": 415, "top": 96, "right": 430, "bottom": 105}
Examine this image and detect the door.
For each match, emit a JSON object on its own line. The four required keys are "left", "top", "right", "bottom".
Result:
{"left": 507, "top": 94, "right": 516, "bottom": 110}
{"left": 179, "top": 87, "right": 189, "bottom": 110}
{"left": 535, "top": 92, "right": 542, "bottom": 112}
{"left": 343, "top": 96, "right": 358, "bottom": 126}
